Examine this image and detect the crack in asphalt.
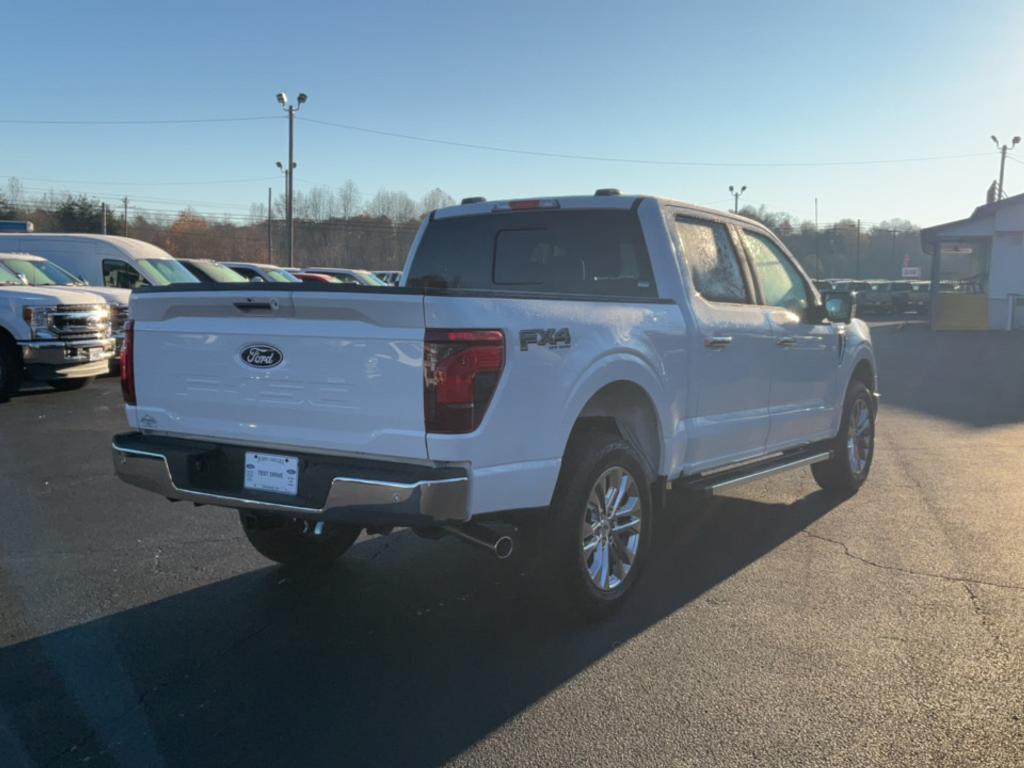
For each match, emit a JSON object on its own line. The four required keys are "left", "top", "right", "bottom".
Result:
{"left": 802, "top": 531, "right": 1024, "bottom": 592}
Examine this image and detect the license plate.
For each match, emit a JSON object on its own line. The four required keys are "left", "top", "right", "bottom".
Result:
{"left": 87, "top": 347, "right": 105, "bottom": 361}
{"left": 244, "top": 451, "right": 299, "bottom": 496}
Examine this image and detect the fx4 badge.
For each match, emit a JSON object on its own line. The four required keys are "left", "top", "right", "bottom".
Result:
{"left": 520, "top": 328, "right": 572, "bottom": 352}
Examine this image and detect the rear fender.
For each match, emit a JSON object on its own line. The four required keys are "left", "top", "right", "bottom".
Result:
{"left": 559, "top": 353, "right": 672, "bottom": 478}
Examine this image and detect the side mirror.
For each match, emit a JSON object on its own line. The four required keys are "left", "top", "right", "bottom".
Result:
{"left": 822, "top": 291, "right": 854, "bottom": 324}
{"left": 251, "top": 276, "right": 265, "bottom": 283}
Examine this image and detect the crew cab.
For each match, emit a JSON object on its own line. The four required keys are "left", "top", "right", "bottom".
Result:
{"left": 112, "top": 192, "right": 877, "bottom": 615}
{"left": 0, "top": 262, "right": 115, "bottom": 400}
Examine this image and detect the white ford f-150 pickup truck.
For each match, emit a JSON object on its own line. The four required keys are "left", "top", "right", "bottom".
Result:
{"left": 0, "top": 263, "right": 115, "bottom": 401}
{"left": 113, "top": 192, "right": 877, "bottom": 615}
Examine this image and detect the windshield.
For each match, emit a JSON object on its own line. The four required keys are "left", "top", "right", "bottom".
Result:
{"left": 355, "top": 271, "right": 388, "bottom": 286}
{"left": 136, "top": 258, "right": 200, "bottom": 285}
{"left": 199, "top": 261, "right": 248, "bottom": 282}
{"left": 0, "top": 257, "right": 83, "bottom": 286}
{"left": 0, "top": 261, "right": 23, "bottom": 285}
{"left": 265, "top": 268, "right": 301, "bottom": 282}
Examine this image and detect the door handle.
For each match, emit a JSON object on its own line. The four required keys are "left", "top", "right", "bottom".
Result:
{"left": 704, "top": 336, "right": 733, "bottom": 349}
{"left": 776, "top": 336, "right": 796, "bottom": 348}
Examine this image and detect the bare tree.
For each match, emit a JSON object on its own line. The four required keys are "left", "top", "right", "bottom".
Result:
{"left": 304, "top": 186, "right": 335, "bottom": 222}
{"left": 420, "top": 187, "right": 456, "bottom": 215}
{"left": 337, "top": 180, "right": 361, "bottom": 220}
{"left": 6, "top": 177, "right": 24, "bottom": 212}
{"left": 366, "top": 188, "right": 394, "bottom": 219}
{"left": 249, "top": 202, "right": 267, "bottom": 223}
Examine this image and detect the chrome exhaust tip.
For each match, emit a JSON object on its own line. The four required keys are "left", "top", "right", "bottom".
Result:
{"left": 441, "top": 524, "right": 515, "bottom": 560}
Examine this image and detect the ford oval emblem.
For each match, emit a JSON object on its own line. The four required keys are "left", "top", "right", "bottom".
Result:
{"left": 241, "top": 344, "right": 283, "bottom": 369}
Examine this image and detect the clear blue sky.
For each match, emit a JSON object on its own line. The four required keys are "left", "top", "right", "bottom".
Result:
{"left": 3, "top": 0, "right": 1022, "bottom": 227}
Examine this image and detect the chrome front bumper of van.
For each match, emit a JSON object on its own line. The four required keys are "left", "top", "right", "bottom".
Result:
{"left": 111, "top": 432, "right": 470, "bottom": 525}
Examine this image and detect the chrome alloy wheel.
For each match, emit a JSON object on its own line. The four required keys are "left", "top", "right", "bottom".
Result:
{"left": 846, "top": 397, "right": 873, "bottom": 477}
{"left": 581, "top": 466, "right": 643, "bottom": 592}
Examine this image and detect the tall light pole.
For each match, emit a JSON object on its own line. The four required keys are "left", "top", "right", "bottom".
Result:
{"left": 729, "top": 185, "right": 747, "bottom": 214}
{"left": 991, "top": 134, "right": 1020, "bottom": 201}
{"left": 277, "top": 91, "right": 307, "bottom": 267}
{"left": 274, "top": 161, "right": 286, "bottom": 264}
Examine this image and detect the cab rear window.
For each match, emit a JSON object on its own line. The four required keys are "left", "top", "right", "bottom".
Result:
{"left": 407, "top": 209, "right": 656, "bottom": 298}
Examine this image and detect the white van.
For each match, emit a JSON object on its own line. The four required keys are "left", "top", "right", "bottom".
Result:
{"left": 0, "top": 234, "right": 197, "bottom": 289}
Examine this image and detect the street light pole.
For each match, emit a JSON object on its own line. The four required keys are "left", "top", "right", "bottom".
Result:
{"left": 991, "top": 134, "right": 1021, "bottom": 200}
{"left": 729, "top": 185, "right": 747, "bottom": 214}
{"left": 277, "top": 92, "right": 308, "bottom": 268}
{"left": 266, "top": 187, "right": 273, "bottom": 263}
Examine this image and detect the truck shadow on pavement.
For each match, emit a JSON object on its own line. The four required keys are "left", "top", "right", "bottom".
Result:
{"left": 0, "top": 490, "right": 839, "bottom": 767}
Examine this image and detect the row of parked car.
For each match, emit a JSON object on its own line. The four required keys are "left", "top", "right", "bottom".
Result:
{"left": 0, "top": 231, "right": 403, "bottom": 401}
{"left": 178, "top": 259, "right": 402, "bottom": 287}
{"left": 812, "top": 278, "right": 932, "bottom": 315}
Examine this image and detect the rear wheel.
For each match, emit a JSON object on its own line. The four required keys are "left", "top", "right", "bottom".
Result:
{"left": 812, "top": 380, "right": 875, "bottom": 495}
{"left": 239, "top": 511, "right": 361, "bottom": 567}
{"left": 50, "top": 377, "right": 93, "bottom": 392}
{"left": 0, "top": 338, "right": 22, "bottom": 402}
{"left": 540, "top": 433, "right": 654, "bottom": 619}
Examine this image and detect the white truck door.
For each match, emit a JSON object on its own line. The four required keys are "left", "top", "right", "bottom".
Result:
{"left": 738, "top": 229, "right": 838, "bottom": 449}
{"left": 674, "top": 216, "right": 773, "bottom": 471}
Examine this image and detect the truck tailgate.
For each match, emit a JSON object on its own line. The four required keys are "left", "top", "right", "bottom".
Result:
{"left": 129, "top": 289, "right": 428, "bottom": 460}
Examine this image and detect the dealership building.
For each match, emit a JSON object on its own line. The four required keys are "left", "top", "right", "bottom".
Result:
{"left": 920, "top": 192, "right": 1024, "bottom": 330}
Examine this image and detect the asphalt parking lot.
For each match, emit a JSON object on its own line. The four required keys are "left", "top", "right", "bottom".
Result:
{"left": 2, "top": 323, "right": 1023, "bottom": 767}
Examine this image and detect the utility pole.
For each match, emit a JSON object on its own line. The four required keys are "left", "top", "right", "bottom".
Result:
{"left": 266, "top": 187, "right": 273, "bottom": 263}
{"left": 729, "top": 184, "right": 747, "bottom": 214}
{"left": 991, "top": 135, "right": 1021, "bottom": 200}
{"left": 123, "top": 197, "right": 128, "bottom": 237}
{"left": 814, "top": 197, "right": 821, "bottom": 277}
{"left": 276, "top": 91, "right": 308, "bottom": 268}
{"left": 855, "top": 219, "right": 861, "bottom": 279}
{"left": 101, "top": 202, "right": 107, "bottom": 234}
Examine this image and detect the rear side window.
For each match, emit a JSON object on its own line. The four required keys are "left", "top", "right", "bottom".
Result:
{"left": 674, "top": 218, "right": 748, "bottom": 303}
{"left": 407, "top": 210, "right": 656, "bottom": 298}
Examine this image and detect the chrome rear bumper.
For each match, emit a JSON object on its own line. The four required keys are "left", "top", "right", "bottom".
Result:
{"left": 111, "top": 433, "right": 469, "bottom": 524}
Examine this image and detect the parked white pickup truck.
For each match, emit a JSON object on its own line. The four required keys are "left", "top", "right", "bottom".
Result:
{"left": 0, "top": 262, "right": 115, "bottom": 401}
{"left": 112, "top": 192, "right": 877, "bottom": 615}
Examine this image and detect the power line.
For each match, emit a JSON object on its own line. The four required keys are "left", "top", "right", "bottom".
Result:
{"left": 299, "top": 116, "right": 992, "bottom": 168}
{"left": 1, "top": 174, "right": 279, "bottom": 187}
{"left": 0, "top": 116, "right": 280, "bottom": 126}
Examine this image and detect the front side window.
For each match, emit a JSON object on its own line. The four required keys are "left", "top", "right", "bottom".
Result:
{"left": 675, "top": 218, "right": 748, "bottom": 303}
{"left": 742, "top": 231, "right": 810, "bottom": 314}
{"left": 103, "top": 259, "right": 145, "bottom": 289}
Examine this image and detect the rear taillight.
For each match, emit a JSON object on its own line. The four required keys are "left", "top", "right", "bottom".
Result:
{"left": 424, "top": 329, "right": 505, "bottom": 434}
{"left": 120, "top": 319, "right": 136, "bottom": 406}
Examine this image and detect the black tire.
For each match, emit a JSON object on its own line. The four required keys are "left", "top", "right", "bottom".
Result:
{"left": 238, "top": 511, "right": 361, "bottom": 567}
{"left": 0, "top": 337, "right": 22, "bottom": 403}
{"left": 50, "top": 377, "right": 94, "bottom": 392}
{"left": 812, "top": 380, "right": 875, "bottom": 495}
{"left": 540, "top": 432, "right": 654, "bottom": 619}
